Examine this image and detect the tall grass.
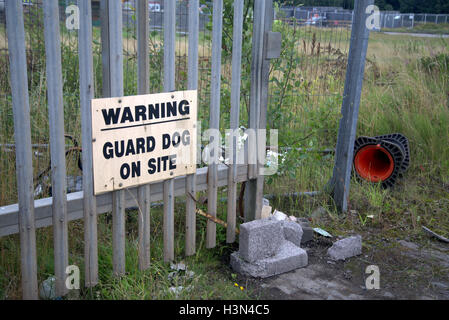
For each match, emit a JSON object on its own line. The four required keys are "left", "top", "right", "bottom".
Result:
{"left": 360, "top": 34, "right": 449, "bottom": 180}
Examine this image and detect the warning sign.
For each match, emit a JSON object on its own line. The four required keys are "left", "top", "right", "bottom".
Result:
{"left": 91, "top": 90, "right": 197, "bottom": 195}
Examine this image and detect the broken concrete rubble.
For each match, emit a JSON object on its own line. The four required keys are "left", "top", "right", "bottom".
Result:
{"left": 272, "top": 210, "right": 288, "bottom": 221}
{"left": 230, "top": 241, "right": 308, "bottom": 278}
{"left": 281, "top": 220, "right": 303, "bottom": 247}
{"left": 231, "top": 218, "right": 308, "bottom": 278}
{"left": 264, "top": 208, "right": 313, "bottom": 245}
{"left": 327, "top": 235, "right": 362, "bottom": 261}
{"left": 297, "top": 218, "right": 314, "bottom": 244}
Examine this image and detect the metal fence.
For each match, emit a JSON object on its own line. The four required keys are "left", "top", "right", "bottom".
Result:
{"left": 278, "top": 6, "right": 354, "bottom": 27}
{"left": 278, "top": 6, "right": 449, "bottom": 31}
{"left": 381, "top": 12, "right": 449, "bottom": 29}
{"left": 0, "top": 0, "right": 352, "bottom": 210}
{"left": 0, "top": 0, "right": 216, "bottom": 207}
{"left": 122, "top": 1, "right": 212, "bottom": 32}
{"left": 0, "top": 0, "right": 274, "bottom": 299}
{"left": 0, "top": 0, "right": 373, "bottom": 299}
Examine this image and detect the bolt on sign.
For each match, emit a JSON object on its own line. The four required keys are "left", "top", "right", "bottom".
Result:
{"left": 91, "top": 90, "right": 197, "bottom": 195}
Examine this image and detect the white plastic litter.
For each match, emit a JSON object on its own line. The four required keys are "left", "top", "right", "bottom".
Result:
{"left": 272, "top": 210, "right": 288, "bottom": 221}
{"left": 313, "top": 227, "right": 333, "bottom": 238}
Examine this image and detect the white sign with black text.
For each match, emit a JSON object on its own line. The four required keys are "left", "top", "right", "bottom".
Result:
{"left": 91, "top": 90, "right": 197, "bottom": 195}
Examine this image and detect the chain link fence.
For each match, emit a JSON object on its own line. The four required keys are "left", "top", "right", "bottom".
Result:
{"left": 380, "top": 12, "right": 449, "bottom": 29}
{"left": 278, "top": 5, "right": 449, "bottom": 31}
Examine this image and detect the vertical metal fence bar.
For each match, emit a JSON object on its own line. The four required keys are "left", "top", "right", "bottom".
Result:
{"left": 255, "top": 0, "right": 274, "bottom": 221}
{"left": 330, "top": 0, "right": 373, "bottom": 213}
{"left": 108, "top": 0, "right": 126, "bottom": 276}
{"left": 43, "top": 0, "right": 69, "bottom": 297}
{"left": 206, "top": 0, "right": 223, "bottom": 249}
{"left": 137, "top": 0, "right": 150, "bottom": 96}
{"left": 5, "top": 0, "right": 38, "bottom": 300}
{"left": 112, "top": 190, "right": 125, "bottom": 276}
{"left": 226, "top": 0, "right": 244, "bottom": 243}
{"left": 137, "top": 184, "right": 151, "bottom": 269}
{"left": 247, "top": 0, "right": 265, "bottom": 181}
{"left": 163, "top": 0, "right": 176, "bottom": 262}
{"left": 244, "top": 0, "right": 266, "bottom": 222}
{"left": 79, "top": 0, "right": 98, "bottom": 287}
{"left": 100, "top": 0, "right": 110, "bottom": 97}
{"left": 163, "top": 178, "right": 174, "bottom": 262}
{"left": 137, "top": 0, "right": 151, "bottom": 270}
{"left": 185, "top": 0, "right": 199, "bottom": 256}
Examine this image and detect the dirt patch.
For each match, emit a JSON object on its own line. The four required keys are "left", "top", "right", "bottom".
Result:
{"left": 234, "top": 236, "right": 449, "bottom": 300}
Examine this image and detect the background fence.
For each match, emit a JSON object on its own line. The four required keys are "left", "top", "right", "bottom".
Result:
{"left": 278, "top": 5, "right": 449, "bottom": 31}
{"left": 380, "top": 12, "right": 449, "bottom": 29}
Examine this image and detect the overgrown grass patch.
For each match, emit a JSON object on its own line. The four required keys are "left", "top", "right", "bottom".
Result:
{"left": 383, "top": 23, "right": 449, "bottom": 35}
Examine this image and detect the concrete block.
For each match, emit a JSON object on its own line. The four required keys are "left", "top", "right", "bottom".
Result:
{"left": 230, "top": 252, "right": 266, "bottom": 277}
{"left": 231, "top": 241, "right": 308, "bottom": 278}
{"left": 297, "top": 219, "right": 314, "bottom": 244}
{"left": 281, "top": 220, "right": 303, "bottom": 247}
{"left": 261, "top": 205, "right": 272, "bottom": 219}
{"left": 239, "top": 219, "right": 284, "bottom": 263}
{"left": 327, "top": 235, "right": 362, "bottom": 261}
{"left": 297, "top": 217, "right": 310, "bottom": 226}
{"left": 300, "top": 224, "right": 314, "bottom": 244}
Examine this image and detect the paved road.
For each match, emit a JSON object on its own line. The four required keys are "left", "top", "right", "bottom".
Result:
{"left": 382, "top": 32, "right": 449, "bottom": 38}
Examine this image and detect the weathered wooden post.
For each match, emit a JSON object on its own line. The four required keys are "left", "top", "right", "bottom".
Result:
{"left": 100, "top": 0, "right": 110, "bottom": 98}
{"left": 106, "top": 0, "right": 126, "bottom": 276}
{"left": 79, "top": 0, "right": 98, "bottom": 287}
{"left": 226, "top": 0, "right": 244, "bottom": 243}
{"left": 206, "top": 0, "right": 223, "bottom": 249}
{"left": 329, "top": 0, "right": 374, "bottom": 213}
{"left": 5, "top": 0, "right": 38, "bottom": 300}
{"left": 185, "top": 0, "right": 200, "bottom": 255}
{"left": 163, "top": 0, "right": 176, "bottom": 261}
{"left": 136, "top": 0, "right": 151, "bottom": 271}
{"left": 43, "top": 0, "right": 69, "bottom": 297}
